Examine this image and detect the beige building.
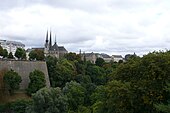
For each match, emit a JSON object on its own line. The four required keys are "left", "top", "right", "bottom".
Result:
{"left": 112, "top": 55, "right": 123, "bottom": 62}
{"left": 82, "top": 52, "right": 97, "bottom": 64}
{"left": 81, "top": 52, "right": 113, "bottom": 63}
{"left": 97, "top": 53, "right": 112, "bottom": 63}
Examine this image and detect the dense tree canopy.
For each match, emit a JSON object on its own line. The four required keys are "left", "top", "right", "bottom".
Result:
{"left": 2, "top": 51, "right": 170, "bottom": 113}
{"left": 15, "top": 48, "right": 26, "bottom": 60}
{"left": 47, "top": 58, "right": 76, "bottom": 88}
{"left": 0, "top": 45, "right": 3, "bottom": 56}
{"left": 155, "top": 82, "right": 170, "bottom": 113}
{"left": 64, "top": 52, "right": 81, "bottom": 61}
{"left": 27, "top": 87, "right": 68, "bottom": 113}
{"left": 27, "top": 70, "right": 46, "bottom": 95}
{"left": 110, "top": 51, "right": 170, "bottom": 113}
{"left": 2, "top": 49, "right": 8, "bottom": 58}
{"left": 95, "top": 57, "right": 105, "bottom": 67}
{"left": 29, "top": 49, "right": 45, "bottom": 61}
{"left": 3, "top": 70, "right": 22, "bottom": 95}
{"left": 63, "top": 81, "right": 86, "bottom": 112}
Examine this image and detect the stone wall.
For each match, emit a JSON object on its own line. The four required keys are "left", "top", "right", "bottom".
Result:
{"left": 0, "top": 60, "right": 50, "bottom": 89}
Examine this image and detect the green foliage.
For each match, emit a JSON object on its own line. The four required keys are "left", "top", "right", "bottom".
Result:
{"left": 2, "top": 49, "right": 8, "bottom": 58}
{"left": 74, "top": 60, "right": 86, "bottom": 74}
{"left": 0, "top": 99, "right": 32, "bottom": 113}
{"left": 8, "top": 52, "right": 14, "bottom": 59}
{"left": 0, "top": 48, "right": 8, "bottom": 58}
{"left": 27, "top": 87, "right": 68, "bottom": 113}
{"left": 29, "top": 49, "right": 45, "bottom": 61}
{"left": 91, "top": 85, "right": 107, "bottom": 113}
{"left": 3, "top": 70, "right": 22, "bottom": 95}
{"left": 155, "top": 83, "right": 170, "bottom": 113}
{"left": 112, "top": 51, "right": 170, "bottom": 113}
{"left": 106, "top": 80, "right": 133, "bottom": 113}
{"left": 155, "top": 103, "right": 170, "bottom": 113}
{"left": 77, "top": 106, "right": 91, "bottom": 113}
{"left": 9, "top": 99, "right": 32, "bottom": 113}
{"left": 74, "top": 74, "right": 92, "bottom": 85}
{"left": 3, "top": 50, "right": 170, "bottom": 113}
{"left": 63, "top": 81, "right": 86, "bottom": 111}
{"left": 64, "top": 52, "right": 81, "bottom": 61}
{"left": 0, "top": 45, "right": 3, "bottom": 56}
{"left": 48, "top": 59, "right": 76, "bottom": 88}
{"left": 0, "top": 104, "right": 6, "bottom": 112}
{"left": 27, "top": 70, "right": 46, "bottom": 95}
{"left": 86, "top": 65, "right": 106, "bottom": 85}
{"left": 95, "top": 57, "right": 105, "bottom": 67}
{"left": 15, "top": 48, "right": 26, "bottom": 60}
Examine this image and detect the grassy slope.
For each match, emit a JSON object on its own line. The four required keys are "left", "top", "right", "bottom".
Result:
{"left": 0, "top": 91, "right": 31, "bottom": 104}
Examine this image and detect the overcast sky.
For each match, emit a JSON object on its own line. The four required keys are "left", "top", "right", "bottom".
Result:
{"left": 0, "top": 0, "right": 170, "bottom": 56}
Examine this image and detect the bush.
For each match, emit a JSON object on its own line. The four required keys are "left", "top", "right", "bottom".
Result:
{"left": 3, "top": 70, "right": 22, "bottom": 95}
{"left": 27, "top": 70, "right": 46, "bottom": 96}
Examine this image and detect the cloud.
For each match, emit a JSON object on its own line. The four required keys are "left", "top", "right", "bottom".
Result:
{"left": 0, "top": 0, "right": 170, "bottom": 56}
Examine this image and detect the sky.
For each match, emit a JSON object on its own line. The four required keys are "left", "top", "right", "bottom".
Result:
{"left": 0, "top": 0, "right": 170, "bottom": 56}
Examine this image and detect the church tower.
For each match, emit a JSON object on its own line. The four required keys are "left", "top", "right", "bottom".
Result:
{"left": 44, "top": 30, "right": 49, "bottom": 55}
{"left": 44, "top": 30, "right": 68, "bottom": 58}
{"left": 49, "top": 31, "right": 52, "bottom": 50}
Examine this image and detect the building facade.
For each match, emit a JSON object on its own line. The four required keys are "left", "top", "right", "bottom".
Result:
{"left": 44, "top": 31, "right": 68, "bottom": 58}
{"left": 81, "top": 52, "right": 113, "bottom": 63}
{"left": 112, "top": 55, "right": 123, "bottom": 62}
{"left": 0, "top": 40, "right": 25, "bottom": 55}
{"left": 97, "top": 53, "right": 112, "bottom": 63}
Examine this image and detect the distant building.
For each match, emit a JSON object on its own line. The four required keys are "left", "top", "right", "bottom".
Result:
{"left": 44, "top": 31, "right": 68, "bottom": 58}
{"left": 81, "top": 52, "right": 113, "bottom": 63}
{"left": 27, "top": 31, "right": 68, "bottom": 59}
{"left": 97, "top": 53, "right": 112, "bottom": 63}
{"left": 82, "top": 52, "right": 97, "bottom": 64}
{"left": 0, "top": 40, "right": 25, "bottom": 55}
{"left": 112, "top": 55, "right": 123, "bottom": 62}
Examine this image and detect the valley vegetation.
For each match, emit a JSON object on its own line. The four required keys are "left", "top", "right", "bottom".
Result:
{"left": 0, "top": 51, "right": 170, "bottom": 113}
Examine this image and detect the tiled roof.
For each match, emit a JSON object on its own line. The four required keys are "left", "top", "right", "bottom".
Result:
{"left": 112, "top": 55, "right": 122, "bottom": 58}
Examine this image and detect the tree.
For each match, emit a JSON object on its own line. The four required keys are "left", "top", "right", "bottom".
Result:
{"left": 27, "top": 70, "right": 46, "bottom": 95}
{"left": 91, "top": 85, "right": 107, "bottom": 113}
{"left": 15, "top": 48, "right": 26, "bottom": 60}
{"left": 95, "top": 58, "right": 105, "bottom": 67}
{"left": 2, "top": 49, "right": 8, "bottom": 58}
{"left": 64, "top": 52, "right": 81, "bottom": 61}
{"left": 27, "top": 87, "right": 68, "bottom": 113}
{"left": 0, "top": 99, "right": 32, "bottom": 113}
{"left": 49, "top": 59, "right": 76, "bottom": 88}
{"left": 106, "top": 80, "right": 133, "bottom": 113}
{"left": 86, "top": 65, "right": 106, "bottom": 85}
{"left": 74, "top": 60, "right": 86, "bottom": 74}
{"left": 3, "top": 70, "right": 22, "bottom": 95}
{"left": 0, "top": 45, "right": 3, "bottom": 56}
{"left": 29, "top": 49, "right": 45, "bottom": 61}
{"left": 63, "top": 81, "right": 86, "bottom": 112}
{"left": 155, "top": 83, "right": 170, "bottom": 113}
{"left": 112, "top": 51, "right": 170, "bottom": 113}
{"left": 8, "top": 52, "right": 14, "bottom": 59}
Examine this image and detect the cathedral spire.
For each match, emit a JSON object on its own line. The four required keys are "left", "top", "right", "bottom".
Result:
{"left": 49, "top": 30, "right": 52, "bottom": 49}
{"left": 55, "top": 34, "right": 57, "bottom": 44}
{"left": 46, "top": 30, "right": 48, "bottom": 43}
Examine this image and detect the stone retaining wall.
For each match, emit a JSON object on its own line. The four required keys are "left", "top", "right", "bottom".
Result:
{"left": 0, "top": 60, "right": 50, "bottom": 89}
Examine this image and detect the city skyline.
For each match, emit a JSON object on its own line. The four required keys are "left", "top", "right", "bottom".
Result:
{"left": 0, "top": 0, "right": 170, "bottom": 56}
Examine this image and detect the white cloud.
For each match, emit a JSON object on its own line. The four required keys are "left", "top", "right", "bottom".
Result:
{"left": 0, "top": 0, "right": 170, "bottom": 56}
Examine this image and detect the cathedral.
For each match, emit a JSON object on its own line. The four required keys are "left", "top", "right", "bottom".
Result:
{"left": 44, "top": 31, "right": 68, "bottom": 58}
